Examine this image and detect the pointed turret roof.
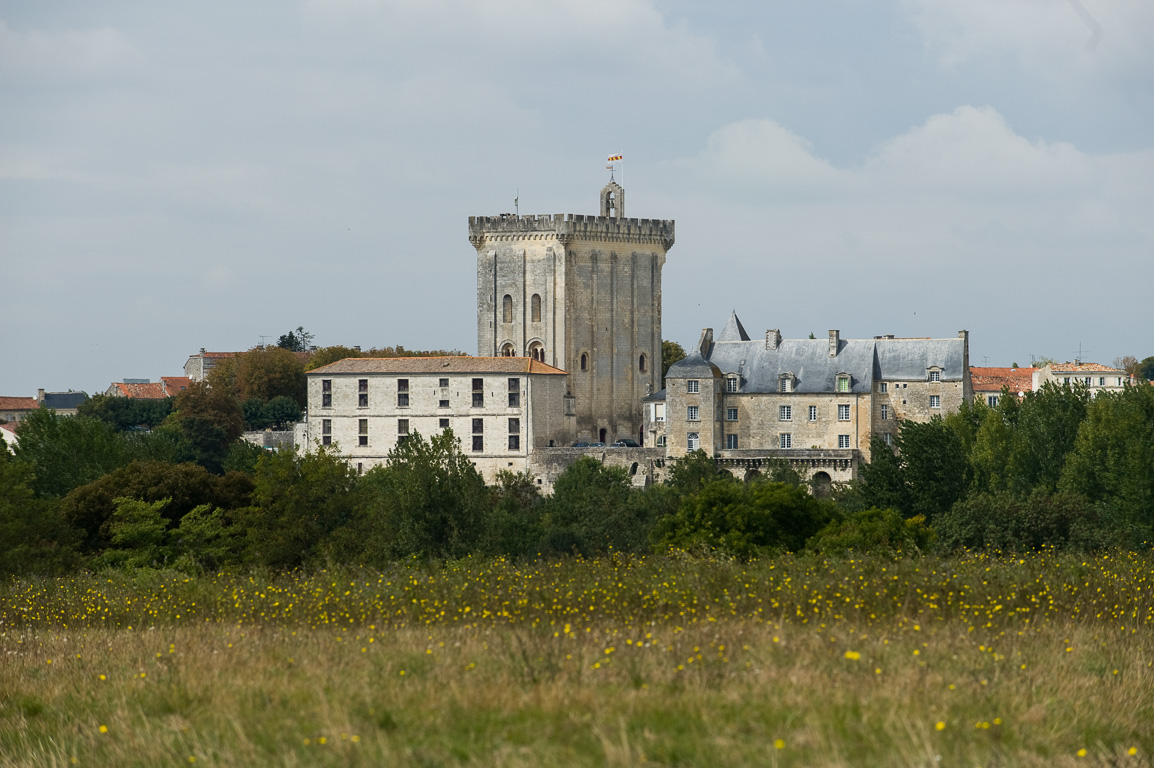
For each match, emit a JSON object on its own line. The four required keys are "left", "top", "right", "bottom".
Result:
{"left": 717, "top": 311, "right": 750, "bottom": 342}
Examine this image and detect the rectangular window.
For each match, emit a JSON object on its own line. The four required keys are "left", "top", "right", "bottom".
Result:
{"left": 687, "top": 432, "right": 699, "bottom": 451}
{"left": 837, "top": 376, "right": 850, "bottom": 393}
{"left": 838, "top": 434, "right": 850, "bottom": 449}
{"left": 929, "top": 371, "right": 941, "bottom": 382}
{"left": 472, "top": 378, "right": 484, "bottom": 407}
{"left": 687, "top": 405, "right": 700, "bottom": 421}
{"left": 358, "top": 419, "right": 368, "bottom": 447}
{"left": 838, "top": 404, "right": 850, "bottom": 421}
{"left": 930, "top": 395, "right": 941, "bottom": 408}
{"left": 439, "top": 399, "right": 450, "bottom": 408}
{"left": 686, "top": 380, "right": 699, "bottom": 394}
{"left": 780, "top": 433, "right": 791, "bottom": 449}
{"left": 808, "top": 405, "right": 818, "bottom": 422}
{"left": 779, "top": 405, "right": 791, "bottom": 421}
{"left": 779, "top": 377, "right": 792, "bottom": 393}
{"left": 508, "top": 418, "right": 520, "bottom": 451}
{"left": 987, "top": 395, "right": 998, "bottom": 407}
{"left": 439, "top": 418, "right": 450, "bottom": 429}
{"left": 397, "top": 419, "right": 409, "bottom": 444}
{"left": 726, "top": 434, "right": 738, "bottom": 449}
{"left": 472, "top": 435, "right": 483, "bottom": 452}
{"left": 359, "top": 379, "right": 368, "bottom": 392}
{"left": 656, "top": 435, "right": 667, "bottom": 447}
{"left": 1084, "top": 377, "right": 1092, "bottom": 386}
{"left": 397, "top": 392, "right": 409, "bottom": 407}
{"left": 727, "top": 377, "right": 738, "bottom": 393}
{"left": 358, "top": 379, "right": 368, "bottom": 407}
{"left": 880, "top": 382, "right": 887, "bottom": 393}
{"left": 880, "top": 404, "right": 889, "bottom": 420}
{"left": 321, "top": 418, "right": 331, "bottom": 446}
{"left": 472, "top": 418, "right": 483, "bottom": 434}
{"left": 1064, "top": 377, "right": 1071, "bottom": 384}
{"left": 439, "top": 378, "right": 449, "bottom": 388}
{"left": 726, "top": 407, "right": 738, "bottom": 422}
{"left": 1099, "top": 377, "right": 1106, "bottom": 386}
{"left": 397, "top": 378, "right": 409, "bottom": 392}
{"left": 655, "top": 403, "right": 665, "bottom": 422}
{"left": 508, "top": 377, "right": 520, "bottom": 407}
{"left": 882, "top": 433, "right": 892, "bottom": 446}
{"left": 322, "top": 379, "right": 332, "bottom": 408}
{"left": 471, "top": 417, "right": 483, "bottom": 452}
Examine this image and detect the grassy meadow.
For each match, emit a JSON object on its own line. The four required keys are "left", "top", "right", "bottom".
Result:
{"left": 2, "top": 552, "right": 1152, "bottom": 767}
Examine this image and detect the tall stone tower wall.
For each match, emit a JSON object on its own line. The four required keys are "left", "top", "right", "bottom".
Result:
{"left": 468, "top": 200, "right": 674, "bottom": 444}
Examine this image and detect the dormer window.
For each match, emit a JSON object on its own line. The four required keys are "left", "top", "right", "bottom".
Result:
{"left": 726, "top": 376, "right": 739, "bottom": 393}
{"left": 779, "top": 374, "right": 794, "bottom": 393}
{"left": 836, "top": 374, "right": 851, "bottom": 393}
{"left": 929, "top": 369, "right": 941, "bottom": 383}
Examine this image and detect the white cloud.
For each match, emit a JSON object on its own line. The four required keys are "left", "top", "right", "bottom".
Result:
{"left": 0, "top": 19, "right": 142, "bottom": 84}
{"left": 903, "top": 0, "right": 1154, "bottom": 80}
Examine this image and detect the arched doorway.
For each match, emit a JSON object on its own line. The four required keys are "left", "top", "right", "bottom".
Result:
{"left": 811, "top": 471, "right": 832, "bottom": 498}
{"left": 743, "top": 469, "right": 760, "bottom": 483}
{"left": 599, "top": 428, "right": 607, "bottom": 444}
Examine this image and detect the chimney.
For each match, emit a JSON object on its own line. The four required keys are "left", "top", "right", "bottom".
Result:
{"left": 200, "top": 347, "right": 206, "bottom": 355}
{"left": 766, "top": 329, "right": 782, "bottom": 350}
{"left": 828, "top": 330, "right": 840, "bottom": 358}
{"left": 697, "top": 328, "right": 713, "bottom": 357}
{"left": 37, "top": 388, "right": 45, "bottom": 403}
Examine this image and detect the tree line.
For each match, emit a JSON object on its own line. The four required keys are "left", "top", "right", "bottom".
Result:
{"left": 3, "top": 364, "right": 1151, "bottom": 574}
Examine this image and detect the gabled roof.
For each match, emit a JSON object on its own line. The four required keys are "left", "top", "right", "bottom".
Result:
{"left": 708, "top": 338, "right": 877, "bottom": 393}
{"left": 873, "top": 338, "right": 966, "bottom": 380}
{"left": 717, "top": 311, "right": 750, "bottom": 342}
{"left": 307, "top": 356, "right": 567, "bottom": 376}
{"left": 0, "top": 396, "right": 39, "bottom": 411}
{"left": 161, "top": 376, "right": 192, "bottom": 396}
{"left": 970, "top": 367, "right": 1036, "bottom": 393}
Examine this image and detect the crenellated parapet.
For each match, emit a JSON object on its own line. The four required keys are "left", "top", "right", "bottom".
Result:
{"left": 468, "top": 213, "right": 675, "bottom": 250}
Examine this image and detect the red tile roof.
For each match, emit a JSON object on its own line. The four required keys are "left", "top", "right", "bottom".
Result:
{"left": 308, "top": 356, "right": 568, "bottom": 376}
{"left": 0, "top": 396, "right": 39, "bottom": 411}
{"left": 161, "top": 376, "right": 192, "bottom": 395}
{"left": 1049, "top": 362, "right": 1121, "bottom": 373}
{"left": 0, "top": 422, "right": 17, "bottom": 434}
{"left": 200, "top": 352, "right": 237, "bottom": 359}
{"left": 969, "top": 367, "right": 1037, "bottom": 393}
{"left": 112, "top": 382, "right": 169, "bottom": 399}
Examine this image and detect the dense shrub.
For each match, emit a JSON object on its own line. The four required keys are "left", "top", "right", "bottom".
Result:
{"left": 807, "top": 507, "right": 934, "bottom": 557}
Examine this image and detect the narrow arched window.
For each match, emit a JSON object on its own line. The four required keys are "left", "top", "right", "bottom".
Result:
{"left": 502, "top": 295, "right": 512, "bottom": 324}
{"left": 639, "top": 353, "right": 647, "bottom": 373}
{"left": 500, "top": 342, "right": 515, "bottom": 357}
{"left": 528, "top": 342, "right": 544, "bottom": 362}
{"left": 580, "top": 353, "right": 588, "bottom": 372}
{"left": 531, "top": 294, "right": 541, "bottom": 323}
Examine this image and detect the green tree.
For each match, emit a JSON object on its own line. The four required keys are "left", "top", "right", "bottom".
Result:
{"left": 12, "top": 409, "right": 134, "bottom": 497}
{"left": 661, "top": 340, "right": 687, "bottom": 385}
{"left": 58, "top": 460, "right": 252, "bottom": 552}
{"left": 897, "top": 416, "right": 969, "bottom": 522}
{"left": 479, "top": 470, "right": 544, "bottom": 558}
{"left": 305, "top": 345, "right": 366, "bottom": 372}
{"left": 540, "top": 457, "right": 639, "bottom": 555}
{"left": 858, "top": 435, "right": 910, "bottom": 515}
{"left": 0, "top": 449, "right": 80, "bottom": 574}
{"left": 666, "top": 449, "right": 727, "bottom": 495}
{"left": 78, "top": 394, "right": 174, "bottom": 431}
{"left": 1060, "top": 384, "right": 1154, "bottom": 532}
{"left": 263, "top": 396, "right": 302, "bottom": 429}
{"left": 653, "top": 480, "right": 834, "bottom": 559}
{"left": 1139, "top": 356, "right": 1154, "bottom": 382}
{"left": 242, "top": 448, "right": 360, "bottom": 567}
{"left": 807, "top": 507, "right": 934, "bottom": 557}
{"left": 327, "top": 430, "right": 490, "bottom": 564}
{"left": 210, "top": 346, "right": 307, "bottom": 406}
{"left": 276, "top": 326, "right": 314, "bottom": 352}
{"left": 167, "top": 382, "right": 245, "bottom": 472}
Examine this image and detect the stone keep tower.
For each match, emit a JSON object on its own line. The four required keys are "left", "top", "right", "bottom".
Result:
{"left": 468, "top": 182, "right": 674, "bottom": 444}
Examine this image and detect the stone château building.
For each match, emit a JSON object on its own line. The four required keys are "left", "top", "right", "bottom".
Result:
{"left": 301, "top": 356, "right": 573, "bottom": 482}
{"left": 467, "top": 181, "right": 674, "bottom": 445}
{"left": 651, "top": 312, "right": 971, "bottom": 490}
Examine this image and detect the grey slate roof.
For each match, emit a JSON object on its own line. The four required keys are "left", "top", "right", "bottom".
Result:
{"left": 666, "top": 351, "right": 722, "bottom": 379}
{"left": 708, "top": 338, "right": 877, "bottom": 394}
{"left": 717, "top": 311, "right": 750, "bottom": 342}
{"left": 642, "top": 387, "right": 666, "bottom": 403}
{"left": 40, "top": 392, "right": 88, "bottom": 410}
{"left": 671, "top": 313, "right": 967, "bottom": 394}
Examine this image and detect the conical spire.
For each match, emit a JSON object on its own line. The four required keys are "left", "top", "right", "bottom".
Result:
{"left": 717, "top": 310, "right": 750, "bottom": 342}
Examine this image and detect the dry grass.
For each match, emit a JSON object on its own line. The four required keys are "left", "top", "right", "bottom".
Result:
{"left": 1, "top": 553, "right": 1152, "bottom": 766}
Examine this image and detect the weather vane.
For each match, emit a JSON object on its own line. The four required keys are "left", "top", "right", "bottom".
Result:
{"left": 606, "top": 154, "right": 623, "bottom": 185}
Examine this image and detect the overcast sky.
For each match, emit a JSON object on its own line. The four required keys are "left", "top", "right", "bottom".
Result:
{"left": 3, "top": 0, "right": 1152, "bottom": 397}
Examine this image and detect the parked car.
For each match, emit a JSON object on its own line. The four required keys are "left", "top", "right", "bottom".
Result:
{"left": 570, "top": 441, "right": 590, "bottom": 448}
{"left": 587, "top": 441, "right": 606, "bottom": 448}
{"left": 611, "top": 438, "right": 640, "bottom": 447}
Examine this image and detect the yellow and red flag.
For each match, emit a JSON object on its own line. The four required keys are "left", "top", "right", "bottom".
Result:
{"left": 607, "top": 154, "right": 623, "bottom": 162}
